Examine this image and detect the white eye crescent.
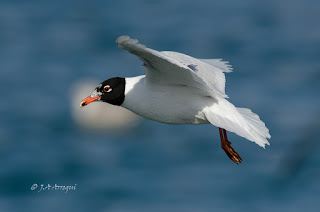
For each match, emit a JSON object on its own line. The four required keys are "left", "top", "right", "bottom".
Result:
{"left": 103, "top": 85, "right": 112, "bottom": 92}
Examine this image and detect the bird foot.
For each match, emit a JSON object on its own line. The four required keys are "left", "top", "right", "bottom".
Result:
{"left": 222, "top": 140, "right": 243, "bottom": 164}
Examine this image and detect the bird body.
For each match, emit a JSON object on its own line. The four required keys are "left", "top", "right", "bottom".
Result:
{"left": 123, "top": 75, "right": 210, "bottom": 125}
{"left": 80, "top": 36, "right": 271, "bottom": 164}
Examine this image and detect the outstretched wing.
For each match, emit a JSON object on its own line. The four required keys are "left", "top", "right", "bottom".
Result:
{"left": 116, "top": 36, "right": 230, "bottom": 98}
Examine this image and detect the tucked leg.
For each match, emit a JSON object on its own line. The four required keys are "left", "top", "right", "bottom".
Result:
{"left": 219, "top": 128, "right": 243, "bottom": 164}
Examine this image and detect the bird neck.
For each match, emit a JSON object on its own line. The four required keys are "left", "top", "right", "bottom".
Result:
{"left": 124, "top": 75, "right": 145, "bottom": 96}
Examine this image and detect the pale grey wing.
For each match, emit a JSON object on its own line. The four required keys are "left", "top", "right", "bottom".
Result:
{"left": 161, "top": 51, "right": 232, "bottom": 97}
{"left": 199, "top": 59, "right": 233, "bottom": 73}
{"left": 116, "top": 36, "right": 227, "bottom": 98}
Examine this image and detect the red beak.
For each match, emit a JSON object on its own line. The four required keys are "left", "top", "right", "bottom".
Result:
{"left": 80, "top": 95, "right": 101, "bottom": 108}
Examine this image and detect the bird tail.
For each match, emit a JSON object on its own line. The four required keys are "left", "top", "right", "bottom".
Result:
{"left": 237, "top": 107, "right": 271, "bottom": 148}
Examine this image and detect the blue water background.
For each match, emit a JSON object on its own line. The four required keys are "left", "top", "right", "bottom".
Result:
{"left": 0, "top": 0, "right": 320, "bottom": 211}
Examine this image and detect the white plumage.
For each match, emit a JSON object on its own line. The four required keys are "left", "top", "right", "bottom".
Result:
{"left": 116, "top": 36, "right": 271, "bottom": 149}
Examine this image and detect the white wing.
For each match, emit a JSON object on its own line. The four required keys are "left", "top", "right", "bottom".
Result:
{"left": 116, "top": 36, "right": 231, "bottom": 98}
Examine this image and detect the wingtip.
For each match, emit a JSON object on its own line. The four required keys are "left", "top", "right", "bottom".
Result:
{"left": 115, "top": 35, "right": 146, "bottom": 50}
{"left": 115, "top": 35, "right": 130, "bottom": 44}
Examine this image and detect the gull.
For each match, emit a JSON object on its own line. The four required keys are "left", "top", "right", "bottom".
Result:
{"left": 80, "top": 36, "right": 271, "bottom": 164}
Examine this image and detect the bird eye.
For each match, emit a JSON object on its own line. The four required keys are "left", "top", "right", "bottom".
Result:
{"left": 103, "top": 85, "right": 112, "bottom": 92}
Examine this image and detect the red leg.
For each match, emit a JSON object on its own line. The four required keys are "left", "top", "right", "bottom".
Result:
{"left": 223, "top": 129, "right": 228, "bottom": 141}
{"left": 219, "top": 128, "right": 224, "bottom": 147}
{"left": 219, "top": 128, "right": 243, "bottom": 164}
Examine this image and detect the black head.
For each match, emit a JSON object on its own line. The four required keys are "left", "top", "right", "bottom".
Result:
{"left": 80, "top": 77, "right": 125, "bottom": 107}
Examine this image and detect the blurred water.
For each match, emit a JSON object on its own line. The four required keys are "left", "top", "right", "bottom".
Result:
{"left": 0, "top": 0, "right": 320, "bottom": 211}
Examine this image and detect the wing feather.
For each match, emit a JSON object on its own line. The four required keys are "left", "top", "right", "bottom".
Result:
{"left": 199, "top": 59, "right": 233, "bottom": 73}
{"left": 161, "top": 51, "right": 228, "bottom": 97}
